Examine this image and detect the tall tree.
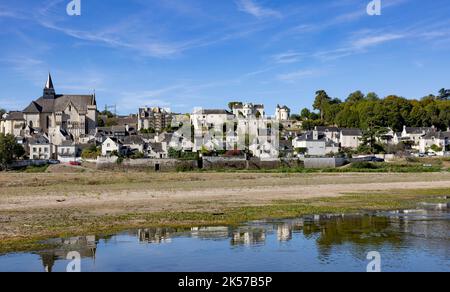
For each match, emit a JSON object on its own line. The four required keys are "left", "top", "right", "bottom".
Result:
{"left": 313, "top": 90, "right": 331, "bottom": 121}
{"left": 0, "top": 108, "right": 6, "bottom": 118}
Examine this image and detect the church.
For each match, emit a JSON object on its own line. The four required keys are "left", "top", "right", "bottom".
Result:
{"left": 22, "top": 74, "right": 98, "bottom": 144}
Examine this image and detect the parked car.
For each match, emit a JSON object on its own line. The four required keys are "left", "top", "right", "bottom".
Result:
{"left": 48, "top": 160, "right": 60, "bottom": 165}
{"left": 69, "top": 161, "right": 82, "bottom": 166}
{"left": 370, "top": 157, "right": 385, "bottom": 163}
{"left": 427, "top": 152, "right": 437, "bottom": 157}
{"left": 418, "top": 153, "right": 426, "bottom": 158}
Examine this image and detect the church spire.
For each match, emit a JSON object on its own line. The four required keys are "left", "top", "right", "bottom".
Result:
{"left": 43, "top": 73, "right": 56, "bottom": 99}
{"left": 45, "top": 73, "right": 54, "bottom": 89}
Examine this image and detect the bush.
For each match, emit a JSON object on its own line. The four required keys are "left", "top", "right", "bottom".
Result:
{"left": 350, "top": 162, "right": 379, "bottom": 169}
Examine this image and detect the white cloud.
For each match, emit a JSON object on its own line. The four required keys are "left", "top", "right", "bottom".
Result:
{"left": 272, "top": 51, "right": 304, "bottom": 64}
{"left": 236, "top": 0, "right": 282, "bottom": 18}
{"left": 277, "top": 69, "right": 318, "bottom": 83}
{"left": 351, "top": 34, "right": 405, "bottom": 49}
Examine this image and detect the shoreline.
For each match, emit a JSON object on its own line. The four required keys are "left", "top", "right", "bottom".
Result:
{"left": 1, "top": 171, "right": 450, "bottom": 254}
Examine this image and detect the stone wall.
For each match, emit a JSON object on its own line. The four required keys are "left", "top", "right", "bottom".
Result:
{"left": 303, "top": 158, "right": 347, "bottom": 169}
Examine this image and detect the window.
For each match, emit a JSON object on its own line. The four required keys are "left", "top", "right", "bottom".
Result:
{"left": 33, "top": 147, "right": 36, "bottom": 152}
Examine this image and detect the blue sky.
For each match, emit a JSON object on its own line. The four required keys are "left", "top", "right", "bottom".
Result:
{"left": 0, "top": 0, "right": 449, "bottom": 115}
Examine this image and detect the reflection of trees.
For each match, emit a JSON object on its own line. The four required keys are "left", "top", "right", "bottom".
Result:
{"left": 310, "top": 215, "right": 404, "bottom": 259}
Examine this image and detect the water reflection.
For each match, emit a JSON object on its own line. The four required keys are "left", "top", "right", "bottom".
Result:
{"left": 11, "top": 207, "right": 449, "bottom": 272}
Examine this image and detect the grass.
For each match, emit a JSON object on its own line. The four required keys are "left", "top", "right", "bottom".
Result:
{"left": 21, "top": 165, "right": 49, "bottom": 173}
{"left": 1, "top": 187, "right": 448, "bottom": 254}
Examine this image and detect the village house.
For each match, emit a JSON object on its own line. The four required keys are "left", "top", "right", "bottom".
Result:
{"left": 293, "top": 130, "right": 339, "bottom": 156}
{"left": 29, "top": 135, "right": 52, "bottom": 160}
{"left": 0, "top": 111, "right": 26, "bottom": 136}
{"left": 339, "top": 129, "right": 363, "bottom": 149}
{"left": 146, "top": 142, "right": 167, "bottom": 159}
{"left": 401, "top": 126, "right": 435, "bottom": 148}
{"left": 122, "top": 135, "right": 145, "bottom": 154}
{"left": 101, "top": 137, "right": 126, "bottom": 156}
{"left": 57, "top": 141, "right": 82, "bottom": 163}
{"left": 419, "top": 131, "right": 450, "bottom": 153}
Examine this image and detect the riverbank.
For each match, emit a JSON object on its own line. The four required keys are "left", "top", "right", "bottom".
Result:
{"left": 1, "top": 171, "right": 450, "bottom": 253}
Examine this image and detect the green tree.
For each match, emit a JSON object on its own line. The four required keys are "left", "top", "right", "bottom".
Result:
{"left": 358, "top": 127, "right": 388, "bottom": 154}
{"left": 0, "top": 108, "right": 6, "bottom": 118}
{"left": 0, "top": 133, "right": 25, "bottom": 170}
{"left": 438, "top": 88, "right": 450, "bottom": 100}
{"left": 313, "top": 90, "right": 331, "bottom": 121}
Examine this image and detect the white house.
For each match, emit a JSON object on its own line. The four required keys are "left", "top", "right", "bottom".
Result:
{"left": 29, "top": 135, "right": 52, "bottom": 160}
{"left": 57, "top": 141, "right": 81, "bottom": 163}
{"left": 401, "top": 126, "right": 434, "bottom": 148}
{"left": 101, "top": 137, "right": 126, "bottom": 156}
{"left": 122, "top": 136, "right": 145, "bottom": 154}
{"left": 339, "top": 129, "right": 363, "bottom": 149}
{"left": 147, "top": 142, "right": 167, "bottom": 159}
{"left": 419, "top": 131, "right": 450, "bottom": 153}
{"left": 292, "top": 131, "right": 327, "bottom": 156}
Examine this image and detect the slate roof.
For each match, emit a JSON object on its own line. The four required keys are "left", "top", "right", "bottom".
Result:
{"left": 23, "top": 94, "right": 95, "bottom": 114}
{"left": 2, "top": 111, "right": 25, "bottom": 121}
{"left": 149, "top": 142, "right": 164, "bottom": 152}
{"left": 296, "top": 131, "right": 326, "bottom": 141}
{"left": 122, "top": 135, "right": 144, "bottom": 145}
{"left": 29, "top": 135, "right": 50, "bottom": 145}
{"left": 340, "top": 128, "right": 363, "bottom": 136}
{"left": 404, "top": 127, "right": 433, "bottom": 134}
{"left": 201, "top": 109, "right": 231, "bottom": 115}
{"left": 422, "top": 131, "right": 450, "bottom": 140}
{"left": 315, "top": 126, "right": 340, "bottom": 133}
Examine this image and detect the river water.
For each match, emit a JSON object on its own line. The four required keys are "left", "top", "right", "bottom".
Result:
{"left": 0, "top": 207, "right": 448, "bottom": 272}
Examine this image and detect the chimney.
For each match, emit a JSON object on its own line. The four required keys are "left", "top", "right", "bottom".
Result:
{"left": 313, "top": 130, "right": 319, "bottom": 140}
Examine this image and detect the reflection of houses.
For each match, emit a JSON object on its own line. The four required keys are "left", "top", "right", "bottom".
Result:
{"left": 39, "top": 236, "right": 97, "bottom": 273}
{"left": 191, "top": 227, "right": 230, "bottom": 240}
{"left": 277, "top": 224, "right": 293, "bottom": 242}
{"left": 138, "top": 228, "right": 172, "bottom": 244}
{"left": 231, "top": 228, "right": 266, "bottom": 246}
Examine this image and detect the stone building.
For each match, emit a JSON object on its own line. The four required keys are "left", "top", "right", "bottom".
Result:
{"left": 138, "top": 107, "right": 172, "bottom": 133}
{"left": 22, "top": 74, "right": 97, "bottom": 144}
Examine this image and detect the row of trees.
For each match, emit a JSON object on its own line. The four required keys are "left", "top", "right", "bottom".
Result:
{"left": 298, "top": 89, "right": 450, "bottom": 131}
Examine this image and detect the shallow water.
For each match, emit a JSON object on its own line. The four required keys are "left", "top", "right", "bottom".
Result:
{"left": 0, "top": 208, "right": 449, "bottom": 272}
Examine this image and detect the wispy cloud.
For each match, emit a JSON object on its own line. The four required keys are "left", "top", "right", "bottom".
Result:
{"left": 277, "top": 69, "right": 320, "bottom": 83}
{"left": 236, "top": 0, "right": 282, "bottom": 18}
{"left": 272, "top": 51, "right": 304, "bottom": 64}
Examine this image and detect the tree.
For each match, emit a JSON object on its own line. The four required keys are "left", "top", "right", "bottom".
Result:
{"left": 300, "top": 108, "right": 312, "bottom": 120}
{"left": 438, "top": 88, "right": 450, "bottom": 100}
{"left": 313, "top": 90, "right": 331, "bottom": 121}
{"left": 346, "top": 91, "right": 365, "bottom": 103}
{"left": 0, "top": 133, "right": 25, "bottom": 170}
{"left": 358, "top": 127, "right": 388, "bottom": 154}
{"left": 0, "top": 108, "right": 6, "bottom": 118}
